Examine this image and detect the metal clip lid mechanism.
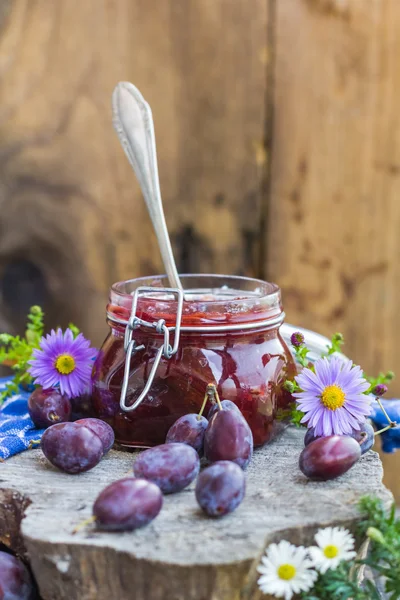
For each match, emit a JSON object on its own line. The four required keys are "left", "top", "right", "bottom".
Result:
{"left": 120, "top": 287, "right": 183, "bottom": 412}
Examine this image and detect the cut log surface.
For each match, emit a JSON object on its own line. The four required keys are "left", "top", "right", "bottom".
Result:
{"left": 0, "top": 428, "right": 392, "bottom": 600}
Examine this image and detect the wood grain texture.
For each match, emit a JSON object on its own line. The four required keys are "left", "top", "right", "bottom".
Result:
{"left": 266, "top": 0, "right": 400, "bottom": 391}
{"left": 0, "top": 428, "right": 392, "bottom": 600}
{"left": 265, "top": 0, "right": 400, "bottom": 501}
{"left": 0, "top": 0, "right": 269, "bottom": 345}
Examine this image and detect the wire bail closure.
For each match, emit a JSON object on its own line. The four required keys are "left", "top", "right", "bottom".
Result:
{"left": 120, "top": 286, "right": 184, "bottom": 412}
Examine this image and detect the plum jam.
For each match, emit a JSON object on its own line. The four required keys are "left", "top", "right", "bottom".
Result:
{"left": 92, "top": 275, "right": 296, "bottom": 448}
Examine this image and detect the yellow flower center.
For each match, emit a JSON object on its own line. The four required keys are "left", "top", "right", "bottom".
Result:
{"left": 55, "top": 354, "right": 76, "bottom": 375}
{"left": 277, "top": 564, "right": 297, "bottom": 581}
{"left": 323, "top": 545, "right": 339, "bottom": 559}
{"left": 320, "top": 384, "right": 346, "bottom": 410}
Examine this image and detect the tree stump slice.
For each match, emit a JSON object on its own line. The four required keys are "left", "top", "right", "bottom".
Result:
{"left": 0, "top": 428, "right": 392, "bottom": 600}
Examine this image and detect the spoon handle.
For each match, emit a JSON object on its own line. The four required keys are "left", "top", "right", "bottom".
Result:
{"left": 112, "top": 82, "right": 182, "bottom": 291}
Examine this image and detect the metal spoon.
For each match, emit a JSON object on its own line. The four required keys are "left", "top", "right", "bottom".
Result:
{"left": 112, "top": 81, "right": 182, "bottom": 291}
{"left": 111, "top": 82, "right": 339, "bottom": 358}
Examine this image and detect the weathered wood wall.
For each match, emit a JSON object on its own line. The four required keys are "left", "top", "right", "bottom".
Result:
{"left": 266, "top": 0, "right": 400, "bottom": 500}
{"left": 0, "top": 0, "right": 269, "bottom": 341}
{"left": 0, "top": 0, "right": 399, "bottom": 497}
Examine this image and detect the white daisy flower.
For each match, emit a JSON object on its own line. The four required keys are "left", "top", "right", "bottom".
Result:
{"left": 257, "top": 540, "right": 318, "bottom": 600}
{"left": 309, "top": 526, "right": 356, "bottom": 573}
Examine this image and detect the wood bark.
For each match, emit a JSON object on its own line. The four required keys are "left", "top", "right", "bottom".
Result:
{"left": 0, "top": 428, "right": 392, "bottom": 600}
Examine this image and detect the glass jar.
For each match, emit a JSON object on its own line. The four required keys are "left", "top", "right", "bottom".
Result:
{"left": 91, "top": 274, "right": 296, "bottom": 448}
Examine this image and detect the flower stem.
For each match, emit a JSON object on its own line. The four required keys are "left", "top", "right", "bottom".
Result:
{"left": 374, "top": 422, "right": 397, "bottom": 436}
{"left": 375, "top": 397, "right": 395, "bottom": 425}
{"left": 374, "top": 397, "right": 398, "bottom": 436}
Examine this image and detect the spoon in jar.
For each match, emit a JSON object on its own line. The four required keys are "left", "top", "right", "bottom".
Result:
{"left": 111, "top": 85, "right": 345, "bottom": 378}
{"left": 112, "top": 81, "right": 183, "bottom": 291}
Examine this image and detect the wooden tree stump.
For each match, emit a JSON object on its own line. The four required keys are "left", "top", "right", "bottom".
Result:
{"left": 0, "top": 428, "right": 392, "bottom": 600}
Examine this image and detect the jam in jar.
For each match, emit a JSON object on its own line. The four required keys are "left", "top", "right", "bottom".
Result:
{"left": 92, "top": 274, "right": 296, "bottom": 448}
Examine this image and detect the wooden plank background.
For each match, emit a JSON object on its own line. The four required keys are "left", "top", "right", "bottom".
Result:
{"left": 0, "top": 0, "right": 399, "bottom": 498}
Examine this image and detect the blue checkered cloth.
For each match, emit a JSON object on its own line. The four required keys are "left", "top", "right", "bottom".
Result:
{"left": 0, "top": 377, "right": 45, "bottom": 459}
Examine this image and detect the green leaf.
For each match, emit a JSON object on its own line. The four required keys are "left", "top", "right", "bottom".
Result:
{"left": 68, "top": 322, "right": 80, "bottom": 338}
{"left": 0, "top": 305, "right": 48, "bottom": 404}
{"left": 276, "top": 402, "right": 305, "bottom": 427}
{"left": 325, "top": 332, "right": 345, "bottom": 356}
{"left": 290, "top": 339, "right": 312, "bottom": 369}
{"left": 365, "top": 370, "right": 395, "bottom": 394}
{"left": 300, "top": 495, "right": 400, "bottom": 598}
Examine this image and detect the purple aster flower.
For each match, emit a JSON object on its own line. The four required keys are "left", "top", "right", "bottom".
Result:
{"left": 28, "top": 329, "right": 97, "bottom": 399}
{"left": 290, "top": 331, "right": 305, "bottom": 347}
{"left": 294, "top": 356, "right": 371, "bottom": 437}
{"left": 372, "top": 384, "right": 388, "bottom": 397}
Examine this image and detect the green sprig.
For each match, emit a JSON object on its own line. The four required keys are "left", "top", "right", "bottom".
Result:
{"left": 286, "top": 405, "right": 305, "bottom": 427}
{"left": 325, "top": 332, "right": 345, "bottom": 356}
{"left": 68, "top": 322, "right": 80, "bottom": 339}
{"left": 284, "top": 334, "right": 315, "bottom": 427}
{"left": 300, "top": 496, "right": 400, "bottom": 599}
{"left": 0, "top": 306, "right": 45, "bottom": 403}
{"left": 301, "top": 561, "right": 378, "bottom": 600}
{"left": 365, "top": 371, "right": 395, "bottom": 396}
{"left": 358, "top": 496, "right": 400, "bottom": 600}
{"left": 278, "top": 379, "right": 305, "bottom": 427}
{"left": 0, "top": 306, "right": 80, "bottom": 404}
{"left": 25, "top": 305, "right": 45, "bottom": 345}
{"left": 292, "top": 343, "right": 311, "bottom": 369}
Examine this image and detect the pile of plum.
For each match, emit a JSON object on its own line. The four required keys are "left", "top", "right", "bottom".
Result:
{"left": 29, "top": 385, "right": 374, "bottom": 531}
{"left": 0, "top": 387, "right": 375, "bottom": 599}
{"left": 38, "top": 395, "right": 252, "bottom": 529}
